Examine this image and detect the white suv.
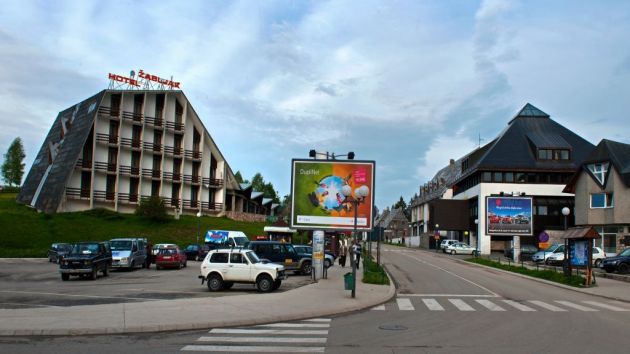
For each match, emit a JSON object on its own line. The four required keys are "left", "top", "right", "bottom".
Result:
{"left": 199, "top": 249, "right": 287, "bottom": 292}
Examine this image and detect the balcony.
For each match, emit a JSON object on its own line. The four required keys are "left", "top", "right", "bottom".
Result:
{"left": 201, "top": 201, "right": 223, "bottom": 211}
{"left": 202, "top": 177, "right": 224, "bottom": 188}
{"left": 163, "top": 145, "right": 183, "bottom": 156}
{"left": 93, "top": 190, "right": 115, "bottom": 202}
{"left": 142, "top": 142, "right": 163, "bottom": 153}
{"left": 181, "top": 199, "right": 200, "bottom": 209}
{"left": 75, "top": 159, "right": 92, "bottom": 169}
{"left": 165, "top": 121, "right": 184, "bottom": 133}
{"left": 119, "top": 165, "right": 140, "bottom": 176}
{"left": 120, "top": 137, "right": 142, "bottom": 150}
{"left": 117, "top": 193, "right": 140, "bottom": 204}
{"left": 144, "top": 116, "right": 163, "bottom": 129}
{"left": 183, "top": 174, "right": 200, "bottom": 184}
{"left": 121, "top": 111, "right": 143, "bottom": 125}
{"left": 184, "top": 150, "right": 202, "bottom": 160}
{"left": 165, "top": 198, "right": 181, "bottom": 208}
{"left": 141, "top": 168, "right": 161, "bottom": 179}
{"left": 94, "top": 161, "right": 117, "bottom": 173}
{"left": 66, "top": 187, "right": 91, "bottom": 200}
{"left": 95, "top": 133, "right": 118, "bottom": 145}
{"left": 163, "top": 171, "right": 182, "bottom": 182}
{"left": 98, "top": 106, "right": 120, "bottom": 119}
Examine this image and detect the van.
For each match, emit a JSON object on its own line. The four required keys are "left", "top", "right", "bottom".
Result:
{"left": 204, "top": 230, "right": 249, "bottom": 248}
{"left": 109, "top": 237, "right": 148, "bottom": 270}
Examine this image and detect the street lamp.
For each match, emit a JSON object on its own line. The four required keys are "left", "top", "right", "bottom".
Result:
{"left": 196, "top": 211, "right": 202, "bottom": 245}
{"left": 434, "top": 224, "right": 440, "bottom": 252}
{"left": 341, "top": 184, "right": 369, "bottom": 299}
{"left": 562, "top": 207, "right": 570, "bottom": 230}
{"left": 474, "top": 218, "right": 479, "bottom": 256}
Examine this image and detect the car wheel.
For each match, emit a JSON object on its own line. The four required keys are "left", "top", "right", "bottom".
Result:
{"left": 618, "top": 263, "right": 630, "bottom": 274}
{"left": 90, "top": 267, "right": 97, "bottom": 280}
{"left": 450, "top": 250, "right": 455, "bottom": 255}
{"left": 594, "top": 259, "right": 602, "bottom": 268}
{"left": 301, "top": 262, "right": 312, "bottom": 275}
{"left": 183, "top": 260, "right": 187, "bottom": 268}
{"left": 545, "top": 259, "right": 550, "bottom": 265}
{"left": 156, "top": 265, "right": 161, "bottom": 270}
{"left": 324, "top": 259, "right": 331, "bottom": 268}
{"left": 223, "top": 282, "right": 234, "bottom": 290}
{"left": 257, "top": 275, "right": 274, "bottom": 292}
{"left": 207, "top": 274, "right": 224, "bottom": 292}
{"left": 103, "top": 267, "right": 109, "bottom": 277}
{"left": 61, "top": 273, "right": 69, "bottom": 281}
{"left": 129, "top": 261, "right": 135, "bottom": 271}
{"left": 195, "top": 255, "right": 200, "bottom": 262}
{"left": 273, "top": 279, "right": 282, "bottom": 290}
{"left": 178, "top": 261, "right": 182, "bottom": 269}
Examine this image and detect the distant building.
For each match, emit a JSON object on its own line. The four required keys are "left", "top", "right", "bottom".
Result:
{"left": 564, "top": 139, "right": 630, "bottom": 254}
{"left": 375, "top": 207, "right": 409, "bottom": 243}
{"left": 18, "top": 89, "right": 276, "bottom": 218}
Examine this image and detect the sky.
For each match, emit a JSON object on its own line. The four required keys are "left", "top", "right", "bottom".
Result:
{"left": 1, "top": 0, "right": 630, "bottom": 210}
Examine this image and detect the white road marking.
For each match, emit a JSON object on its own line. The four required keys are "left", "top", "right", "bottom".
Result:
{"left": 555, "top": 301, "right": 598, "bottom": 312}
{"left": 582, "top": 301, "right": 630, "bottom": 312}
{"left": 182, "top": 345, "right": 325, "bottom": 352}
{"left": 254, "top": 323, "right": 330, "bottom": 328}
{"left": 371, "top": 304, "right": 386, "bottom": 311}
{"left": 528, "top": 301, "right": 568, "bottom": 312}
{"left": 475, "top": 299, "right": 506, "bottom": 311}
{"left": 303, "top": 318, "right": 332, "bottom": 322}
{"left": 502, "top": 300, "right": 536, "bottom": 311}
{"left": 397, "top": 298, "right": 415, "bottom": 311}
{"left": 398, "top": 294, "right": 498, "bottom": 298}
{"left": 197, "top": 337, "right": 327, "bottom": 343}
{"left": 449, "top": 299, "right": 475, "bottom": 311}
{"left": 209, "top": 329, "right": 329, "bottom": 335}
{"left": 422, "top": 298, "right": 445, "bottom": 311}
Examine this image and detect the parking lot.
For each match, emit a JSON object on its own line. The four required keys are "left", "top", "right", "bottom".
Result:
{"left": 0, "top": 259, "right": 314, "bottom": 309}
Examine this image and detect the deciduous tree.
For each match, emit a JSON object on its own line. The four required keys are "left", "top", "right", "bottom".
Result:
{"left": 1, "top": 138, "right": 26, "bottom": 187}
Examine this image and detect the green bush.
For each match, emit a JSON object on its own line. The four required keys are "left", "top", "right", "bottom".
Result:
{"left": 362, "top": 254, "right": 390, "bottom": 285}
{"left": 135, "top": 197, "right": 169, "bottom": 222}
{"left": 467, "top": 257, "right": 586, "bottom": 287}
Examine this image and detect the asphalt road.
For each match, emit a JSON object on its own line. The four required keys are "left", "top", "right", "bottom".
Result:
{"left": 0, "top": 258, "right": 313, "bottom": 309}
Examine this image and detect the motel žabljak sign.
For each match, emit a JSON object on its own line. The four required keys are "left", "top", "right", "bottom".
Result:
{"left": 486, "top": 196, "right": 533, "bottom": 235}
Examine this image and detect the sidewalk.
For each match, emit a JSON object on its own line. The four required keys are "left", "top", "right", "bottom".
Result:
{"left": 0, "top": 263, "right": 395, "bottom": 336}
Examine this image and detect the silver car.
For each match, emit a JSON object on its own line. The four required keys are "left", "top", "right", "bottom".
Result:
{"left": 532, "top": 244, "right": 564, "bottom": 263}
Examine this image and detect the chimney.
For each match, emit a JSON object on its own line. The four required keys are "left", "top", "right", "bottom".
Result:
{"left": 450, "top": 159, "right": 455, "bottom": 165}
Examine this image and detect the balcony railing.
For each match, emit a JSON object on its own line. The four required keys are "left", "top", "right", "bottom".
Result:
{"left": 163, "top": 172, "right": 182, "bottom": 182}
{"left": 75, "top": 159, "right": 92, "bottom": 169}
{"left": 94, "top": 161, "right": 117, "bottom": 173}
{"left": 202, "top": 177, "right": 224, "bottom": 188}
{"left": 117, "top": 193, "right": 140, "bottom": 204}
{"left": 98, "top": 106, "right": 120, "bottom": 118}
{"left": 163, "top": 146, "right": 183, "bottom": 156}
{"left": 184, "top": 150, "right": 202, "bottom": 160}
{"left": 120, "top": 137, "right": 142, "bottom": 149}
{"left": 201, "top": 201, "right": 223, "bottom": 211}
{"left": 183, "top": 174, "right": 200, "bottom": 184}
{"left": 181, "top": 199, "right": 200, "bottom": 209}
{"left": 141, "top": 168, "right": 161, "bottom": 179}
{"left": 144, "top": 116, "right": 163, "bottom": 129}
{"left": 93, "top": 190, "right": 115, "bottom": 202}
{"left": 165, "top": 121, "right": 184, "bottom": 132}
{"left": 142, "top": 142, "right": 163, "bottom": 153}
{"left": 165, "top": 198, "right": 181, "bottom": 208}
{"left": 122, "top": 111, "right": 143, "bottom": 124}
{"left": 95, "top": 133, "right": 118, "bottom": 144}
{"left": 66, "top": 187, "right": 91, "bottom": 199}
{"left": 119, "top": 165, "right": 140, "bottom": 176}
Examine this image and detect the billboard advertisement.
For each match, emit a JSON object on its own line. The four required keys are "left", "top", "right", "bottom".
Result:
{"left": 569, "top": 239, "right": 589, "bottom": 267}
{"left": 290, "top": 159, "right": 375, "bottom": 231}
{"left": 486, "top": 196, "right": 533, "bottom": 235}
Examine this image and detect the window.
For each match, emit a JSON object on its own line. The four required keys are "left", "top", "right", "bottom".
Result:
{"left": 504, "top": 172, "right": 514, "bottom": 183}
{"left": 590, "top": 193, "right": 614, "bottom": 208}
{"left": 538, "top": 149, "right": 550, "bottom": 160}
{"left": 538, "top": 149, "right": 570, "bottom": 160}
{"left": 493, "top": 172, "right": 503, "bottom": 183}
{"left": 587, "top": 162, "right": 609, "bottom": 185}
{"left": 482, "top": 172, "right": 492, "bottom": 182}
{"left": 537, "top": 206, "right": 548, "bottom": 215}
{"left": 230, "top": 253, "right": 245, "bottom": 264}
{"left": 210, "top": 252, "right": 229, "bottom": 263}
{"left": 516, "top": 173, "right": 526, "bottom": 183}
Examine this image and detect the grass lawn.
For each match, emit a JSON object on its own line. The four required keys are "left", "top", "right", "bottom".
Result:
{"left": 0, "top": 193, "right": 267, "bottom": 258}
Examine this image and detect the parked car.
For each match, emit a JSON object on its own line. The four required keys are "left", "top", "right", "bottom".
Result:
{"left": 293, "top": 245, "right": 335, "bottom": 268}
{"left": 150, "top": 243, "right": 177, "bottom": 264}
{"left": 439, "top": 239, "right": 460, "bottom": 253}
{"left": 110, "top": 237, "right": 148, "bottom": 270}
{"left": 446, "top": 243, "right": 477, "bottom": 255}
{"left": 155, "top": 246, "right": 187, "bottom": 270}
{"left": 199, "top": 248, "right": 287, "bottom": 292}
{"left": 504, "top": 244, "right": 538, "bottom": 260}
{"left": 532, "top": 244, "right": 563, "bottom": 263}
{"left": 59, "top": 242, "right": 112, "bottom": 281}
{"left": 547, "top": 246, "right": 605, "bottom": 266}
{"left": 184, "top": 244, "right": 211, "bottom": 261}
{"left": 592, "top": 247, "right": 607, "bottom": 267}
{"left": 48, "top": 243, "right": 72, "bottom": 263}
{"left": 247, "top": 241, "right": 312, "bottom": 275}
{"left": 600, "top": 248, "right": 630, "bottom": 274}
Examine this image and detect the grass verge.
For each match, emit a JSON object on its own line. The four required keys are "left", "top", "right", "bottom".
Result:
{"left": 362, "top": 254, "right": 390, "bottom": 285}
{"left": 466, "top": 256, "right": 589, "bottom": 287}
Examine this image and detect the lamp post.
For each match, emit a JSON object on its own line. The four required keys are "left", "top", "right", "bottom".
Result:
{"left": 342, "top": 184, "right": 369, "bottom": 299}
{"left": 562, "top": 207, "right": 570, "bottom": 230}
{"left": 474, "top": 218, "right": 479, "bottom": 256}
{"left": 196, "top": 211, "right": 202, "bottom": 245}
{"left": 434, "top": 224, "right": 440, "bottom": 252}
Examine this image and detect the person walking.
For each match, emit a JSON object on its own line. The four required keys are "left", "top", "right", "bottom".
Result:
{"left": 339, "top": 241, "right": 347, "bottom": 267}
{"left": 353, "top": 240, "right": 362, "bottom": 269}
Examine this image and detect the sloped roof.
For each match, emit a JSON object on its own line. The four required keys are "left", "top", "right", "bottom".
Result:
{"left": 380, "top": 207, "right": 408, "bottom": 228}
{"left": 412, "top": 158, "right": 463, "bottom": 206}
{"left": 454, "top": 103, "right": 594, "bottom": 185}
{"left": 564, "top": 139, "right": 630, "bottom": 192}
{"left": 374, "top": 209, "right": 390, "bottom": 228}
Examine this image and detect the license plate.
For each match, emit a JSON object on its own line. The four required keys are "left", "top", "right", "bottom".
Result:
{"left": 163, "top": 256, "right": 171, "bottom": 259}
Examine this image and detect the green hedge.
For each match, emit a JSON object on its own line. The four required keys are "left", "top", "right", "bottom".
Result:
{"left": 467, "top": 257, "right": 588, "bottom": 287}
{"left": 362, "top": 253, "right": 390, "bottom": 285}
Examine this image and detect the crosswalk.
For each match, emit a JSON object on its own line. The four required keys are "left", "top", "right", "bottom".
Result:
{"left": 371, "top": 297, "right": 630, "bottom": 313}
{"left": 181, "top": 318, "right": 330, "bottom": 352}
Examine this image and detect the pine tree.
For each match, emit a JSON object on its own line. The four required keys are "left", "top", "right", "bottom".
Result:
{"left": 1, "top": 138, "right": 26, "bottom": 187}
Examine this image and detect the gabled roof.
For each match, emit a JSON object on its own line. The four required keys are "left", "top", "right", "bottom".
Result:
{"left": 382, "top": 207, "right": 408, "bottom": 228}
{"left": 454, "top": 103, "right": 594, "bottom": 185}
{"left": 413, "top": 157, "right": 464, "bottom": 206}
{"left": 564, "top": 139, "right": 630, "bottom": 192}
{"left": 374, "top": 209, "right": 390, "bottom": 228}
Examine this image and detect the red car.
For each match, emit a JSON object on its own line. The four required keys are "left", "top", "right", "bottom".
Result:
{"left": 155, "top": 246, "right": 187, "bottom": 270}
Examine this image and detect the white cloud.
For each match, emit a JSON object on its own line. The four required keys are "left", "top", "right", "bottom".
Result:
{"left": 415, "top": 134, "right": 478, "bottom": 183}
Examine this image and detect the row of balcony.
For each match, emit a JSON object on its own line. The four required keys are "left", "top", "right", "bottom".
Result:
{"left": 98, "top": 106, "right": 184, "bottom": 132}
{"left": 66, "top": 188, "right": 224, "bottom": 210}
{"left": 94, "top": 133, "right": 201, "bottom": 159}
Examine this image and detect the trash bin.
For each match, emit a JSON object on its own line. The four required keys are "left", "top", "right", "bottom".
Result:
{"left": 344, "top": 272, "right": 354, "bottom": 290}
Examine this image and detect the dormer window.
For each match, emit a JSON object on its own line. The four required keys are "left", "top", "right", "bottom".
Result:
{"left": 587, "top": 162, "right": 609, "bottom": 186}
{"left": 537, "top": 149, "right": 570, "bottom": 160}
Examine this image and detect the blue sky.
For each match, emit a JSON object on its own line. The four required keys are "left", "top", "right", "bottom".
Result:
{"left": 1, "top": 0, "right": 630, "bottom": 210}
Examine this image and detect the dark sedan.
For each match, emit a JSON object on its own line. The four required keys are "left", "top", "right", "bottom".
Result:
{"left": 504, "top": 244, "right": 538, "bottom": 261}
{"left": 601, "top": 248, "right": 630, "bottom": 274}
{"left": 184, "top": 244, "right": 211, "bottom": 261}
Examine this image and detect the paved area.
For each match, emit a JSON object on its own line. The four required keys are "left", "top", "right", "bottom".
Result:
{"left": 0, "top": 261, "right": 395, "bottom": 336}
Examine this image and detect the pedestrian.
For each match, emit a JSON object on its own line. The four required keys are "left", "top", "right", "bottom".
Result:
{"left": 353, "top": 241, "right": 362, "bottom": 269}
{"left": 339, "top": 242, "right": 347, "bottom": 267}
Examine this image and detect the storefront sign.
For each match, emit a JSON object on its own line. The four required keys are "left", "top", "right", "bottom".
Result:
{"left": 107, "top": 70, "right": 181, "bottom": 90}
{"left": 486, "top": 196, "right": 533, "bottom": 236}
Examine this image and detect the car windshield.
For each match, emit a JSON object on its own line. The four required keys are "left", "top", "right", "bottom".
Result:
{"left": 233, "top": 237, "right": 248, "bottom": 246}
{"left": 246, "top": 251, "right": 261, "bottom": 264}
{"left": 70, "top": 243, "right": 99, "bottom": 255}
{"left": 110, "top": 240, "right": 132, "bottom": 250}
{"left": 618, "top": 249, "right": 630, "bottom": 257}
{"left": 543, "top": 244, "right": 560, "bottom": 252}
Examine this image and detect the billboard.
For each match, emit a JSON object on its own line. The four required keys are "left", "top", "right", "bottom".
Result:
{"left": 290, "top": 159, "right": 375, "bottom": 231}
{"left": 486, "top": 196, "right": 533, "bottom": 236}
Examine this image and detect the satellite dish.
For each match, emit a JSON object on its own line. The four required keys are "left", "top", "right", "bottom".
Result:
{"left": 130, "top": 70, "right": 135, "bottom": 78}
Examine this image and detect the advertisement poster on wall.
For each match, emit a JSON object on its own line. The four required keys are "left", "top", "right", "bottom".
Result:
{"left": 290, "top": 159, "right": 375, "bottom": 231}
{"left": 570, "top": 239, "right": 589, "bottom": 267}
{"left": 486, "top": 196, "right": 533, "bottom": 235}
